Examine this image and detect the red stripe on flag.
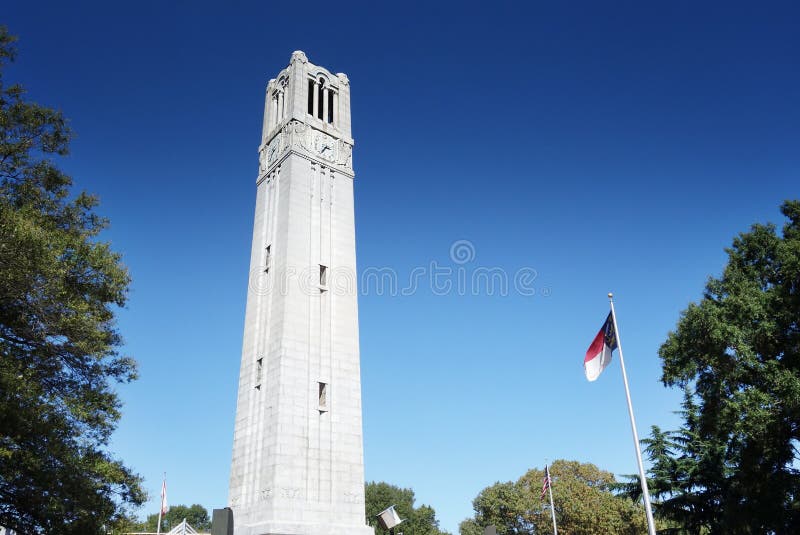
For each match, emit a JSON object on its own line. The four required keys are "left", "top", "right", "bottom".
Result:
{"left": 584, "top": 328, "right": 605, "bottom": 364}
{"left": 541, "top": 466, "right": 552, "bottom": 499}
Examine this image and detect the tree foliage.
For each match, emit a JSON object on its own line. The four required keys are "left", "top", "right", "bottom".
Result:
{"left": 631, "top": 200, "right": 800, "bottom": 533}
{"left": 461, "top": 459, "right": 648, "bottom": 535}
{"left": 137, "top": 504, "right": 211, "bottom": 532}
{"left": 0, "top": 26, "right": 144, "bottom": 534}
{"left": 365, "top": 481, "right": 450, "bottom": 535}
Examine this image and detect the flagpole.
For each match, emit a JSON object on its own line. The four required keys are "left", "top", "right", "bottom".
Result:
{"left": 608, "top": 293, "right": 657, "bottom": 535}
{"left": 546, "top": 465, "right": 558, "bottom": 535}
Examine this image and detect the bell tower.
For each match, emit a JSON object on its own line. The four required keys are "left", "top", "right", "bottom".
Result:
{"left": 228, "top": 51, "right": 372, "bottom": 535}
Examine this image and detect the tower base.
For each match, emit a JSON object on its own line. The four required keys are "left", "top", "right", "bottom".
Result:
{"left": 238, "top": 520, "right": 375, "bottom": 535}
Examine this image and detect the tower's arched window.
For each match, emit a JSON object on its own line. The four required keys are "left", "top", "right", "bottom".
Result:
{"left": 317, "top": 78, "right": 325, "bottom": 120}
{"left": 269, "top": 90, "right": 280, "bottom": 131}
{"left": 307, "top": 76, "right": 335, "bottom": 125}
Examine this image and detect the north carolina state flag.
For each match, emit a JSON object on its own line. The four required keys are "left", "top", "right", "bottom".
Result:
{"left": 584, "top": 312, "right": 618, "bottom": 381}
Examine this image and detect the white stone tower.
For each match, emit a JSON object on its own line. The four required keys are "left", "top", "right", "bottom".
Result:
{"left": 228, "top": 51, "right": 372, "bottom": 535}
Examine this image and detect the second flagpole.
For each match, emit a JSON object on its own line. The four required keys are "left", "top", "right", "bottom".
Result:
{"left": 546, "top": 465, "right": 558, "bottom": 535}
{"left": 608, "top": 293, "right": 657, "bottom": 535}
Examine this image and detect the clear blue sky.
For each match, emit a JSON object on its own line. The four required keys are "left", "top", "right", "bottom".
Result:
{"left": 5, "top": 1, "right": 799, "bottom": 532}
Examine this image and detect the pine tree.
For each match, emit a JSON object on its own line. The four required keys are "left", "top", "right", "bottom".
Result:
{"left": 637, "top": 200, "right": 800, "bottom": 533}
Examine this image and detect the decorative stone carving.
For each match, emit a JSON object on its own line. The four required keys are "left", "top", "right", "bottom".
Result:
{"left": 263, "top": 120, "right": 352, "bottom": 173}
{"left": 291, "top": 120, "right": 310, "bottom": 151}
{"left": 259, "top": 148, "right": 269, "bottom": 175}
{"left": 343, "top": 490, "right": 363, "bottom": 504}
{"left": 337, "top": 141, "right": 353, "bottom": 168}
{"left": 291, "top": 50, "right": 308, "bottom": 64}
{"left": 279, "top": 487, "right": 302, "bottom": 499}
{"left": 259, "top": 488, "right": 273, "bottom": 501}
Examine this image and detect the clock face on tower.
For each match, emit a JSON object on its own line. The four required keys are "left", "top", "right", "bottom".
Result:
{"left": 313, "top": 131, "right": 337, "bottom": 163}
{"left": 268, "top": 142, "right": 280, "bottom": 166}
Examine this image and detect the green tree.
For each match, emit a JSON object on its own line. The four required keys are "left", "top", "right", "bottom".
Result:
{"left": 365, "top": 481, "right": 450, "bottom": 535}
{"left": 461, "top": 460, "right": 648, "bottom": 535}
{"left": 0, "top": 26, "right": 144, "bottom": 534}
{"left": 634, "top": 200, "right": 800, "bottom": 533}
{"left": 107, "top": 515, "right": 144, "bottom": 535}
{"left": 457, "top": 518, "right": 483, "bottom": 535}
{"left": 139, "top": 504, "right": 211, "bottom": 532}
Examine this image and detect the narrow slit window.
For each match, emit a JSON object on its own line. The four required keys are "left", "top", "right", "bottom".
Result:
{"left": 317, "top": 79, "right": 325, "bottom": 120}
{"left": 307, "top": 79, "right": 314, "bottom": 115}
{"left": 255, "top": 358, "right": 263, "bottom": 389}
{"left": 327, "top": 91, "right": 334, "bottom": 123}
{"left": 319, "top": 264, "right": 328, "bottom": 287}
{"left": 318, "top": 382, "right": 328, "bottom": 409}
{"left": 264, "top": 245, "right": 271, "bottom": 272}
